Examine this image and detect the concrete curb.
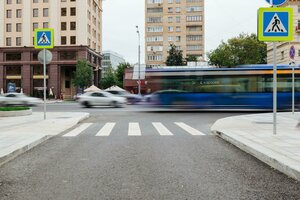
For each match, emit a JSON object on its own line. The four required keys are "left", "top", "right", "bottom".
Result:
{"left": 214, "top": 130, "right": 300, "bottom": 181}
{"left": 0, "top": 109, "right": 32, "bottom": 117}
{"left": 0, "top": 112, "right": 89, "bottom": 167}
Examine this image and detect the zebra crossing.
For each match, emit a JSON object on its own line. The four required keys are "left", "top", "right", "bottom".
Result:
{"left": 62, "top": 122, "right": 206, "bottom": 137}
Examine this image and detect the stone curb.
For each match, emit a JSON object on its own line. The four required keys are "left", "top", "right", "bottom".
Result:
{"left": 0, "top": 113, "right": 89, "bottom": 167}
{"left": 214, "top": 130, "right": 300, "bottom": 181}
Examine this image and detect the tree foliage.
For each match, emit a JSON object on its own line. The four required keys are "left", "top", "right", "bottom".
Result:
{"left": 115, "top": 62, "right": 131, "bottom": 87}
{"left": 99, "top": 66, "right": 117, "bottom": 89}
{"left": 72, "top": 59, "right": 93, "bottom": 88}
{"left": 207, "top": 33, "right": 267, "bottom": 68}
{"left": 186, "top": 55, "right": 198, "bottom": 62}
{"left": 166, "top": 44, "right": 185, "bottom": 66}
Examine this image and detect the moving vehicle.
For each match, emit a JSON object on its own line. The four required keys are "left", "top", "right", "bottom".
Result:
{"left": 0, "top": 93, "right": 43, "bottom": 106}
{"left": 77, "top": 91, "right": 126, "bottom": 108}
{"left": 146, "top": 65, "right": 300, "bottom": 110}
{"left": 106, "top": 90, "right": 142, "bottom": 104}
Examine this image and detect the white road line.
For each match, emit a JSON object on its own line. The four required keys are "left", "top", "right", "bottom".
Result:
{"left": 174, "top": 122, "right": 205, "bottom": 136}
{"left": 63, "top": 123, "right": 93, "bottom": 137}
{"left": 152, "top": 122, "right": 173, "bottom": 136}
{"left": 96, "top": 123, "right": 115, "bottom": 136}
{"left": 128, "top": 122, "right": 141, "bottom": 136}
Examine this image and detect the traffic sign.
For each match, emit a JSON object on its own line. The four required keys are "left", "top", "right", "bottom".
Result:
{"left": 258, "top": 7, "right": 293, "bottom": 41}
{"left": 38, "top": 49, "right": 53, "bottom": 64}
{"left": 34, "top": 28, "right": 54, "bottom": 49}
{"left": 265, "top": 0, "right": 287, "bottom": 6}
{"left": 289, "top": 45, "right": 295, "bottom": 60}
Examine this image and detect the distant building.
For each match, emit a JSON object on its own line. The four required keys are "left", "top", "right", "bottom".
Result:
{"left": 267, "top": 1, "right": 300, "bottom": 64}
{"left": 145, "top": 0, "right": 205, "bottom": 68}
{"left": 102, "top": 51, "right": 125, "bottom": 74}
{"left": 0, "top": 0, "right": 103, "bottom": 99}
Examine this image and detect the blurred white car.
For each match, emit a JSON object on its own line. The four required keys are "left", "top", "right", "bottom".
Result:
{"left": 77, "top": 91, "right": 126, "bottom": 108}
{"left": 106, "top": 90, "right": 142, "bottom": 104}
{"left": 0, "top": 93, "right": 43, "bottom": 106}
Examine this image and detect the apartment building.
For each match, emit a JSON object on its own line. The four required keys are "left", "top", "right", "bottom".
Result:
{"left": 102, "top": 51, "right": 125, "bottom": 72}
{"left": 267, "top": 0, "right": 300, "bottom": 65}
{"left": 0, "top": 0, "right": 103, "bottom": 99}
{"left": 145, "top": 0, "right": 204, "bottom": 67}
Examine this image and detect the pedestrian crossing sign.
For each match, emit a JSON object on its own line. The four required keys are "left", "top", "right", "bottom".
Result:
{"left": 34, "top": 28, "right": 54, "bottom": 49}
{"left": 258, "top": 7, "right": 293, "bottom": 41}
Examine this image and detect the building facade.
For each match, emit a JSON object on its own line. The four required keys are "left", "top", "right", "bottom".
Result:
{"left": 102, "top": 51, "right": 125, "bottom": 73}
{"left": 0, "top": 0, "right": 103, "bottom": 99}
{"left": 267, "top": 0, "right": 300, "bottom": 65}
{"left": 145, "top": 0, "right": 204, "bottom": 67}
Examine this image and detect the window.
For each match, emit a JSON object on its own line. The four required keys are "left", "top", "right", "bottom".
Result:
{"left": 17, "top": 0, "right": 22, "bottom": 3}
{"left": 175, "top": 7, "right": 180, "bottom": 13}
{"left": 6, "top": 24, "right": 12, "bottom": 32}
{"left": 281, "top": 51, "right": 284, "bottom": 60}
{"left": 6, "top": 53, "right": 22, "bottom": 61}
{"left": 16, "top": 23, "right": 22, "bottom": 32}
{"left": 61, "top": 8, "right": 67, "bottom": 16}
{"left": 298, "top": 6, "right": 300, "bottom": 13}
{"left": 6, "top": 38, "right": 12, "bottom": 46}
{"left": 70, "top": 7, "right": 76, "bottom": 16}
{"left": 168, "top": 17, "right": 173, "bottom": 23}
{"left": 59, "top": 51, "right": 77, "bottom": 60}
{"left": 186, "top": 15, "right": 202, "bottom": 22}
{"left": 61, "top": 22, "right": 67, "bottom": 30}
{"left": 168, "top": 0, "right": 173, "bottom": 3}
{"left": 70, "top": 36, "right": 76, "bottom": 44}
{"left": 33, "top": 0, "right": 38, "bottom": 3}
{"left": 16, "top": 9, "right": 22, "bottom": 18}
{"left": 176, "top": 16, "right": 180, "bottom": 23}
{"left": 70, "top": 22, "right": 76, "bottom": 30}
{"left": 61, "top": 36, "right": 67, "bottom": 45}
{"left": 33, "top": 9, "right": 38, "bottom": 17}
{"left": 16, "top": 37, "right": 22, "bottom": 46}
{"left": 6, "top": 10, "right": 12, "bottom": 18}
{"left": 168, "top": 26, "right": 173, "bottom": 32}
{"left": 43, "top": 8, "right": 48, "bottom": 17}
{"left": 176, "top": 26, "right": 181, "bottom": 32}
{"left": 33, "top": 23, "right": 38, "bottom": 31}
{"left": 43, "top": 0, "right": 48, "bottom": 2}
{"left": 42, "top": 22, "right": 48, "bottom": 28}
{"left": 168, "top": 7, "right": 173, "bottom": 13}
{"left": 7, "top": 0, "right": 12, "bottom": 4}
{"left": 176, "top": 36, "right": 181, "bottom": 42}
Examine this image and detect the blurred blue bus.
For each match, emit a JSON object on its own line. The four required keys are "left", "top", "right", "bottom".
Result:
{"left": 146, "top": 65, "right": 300, "bottom": 110}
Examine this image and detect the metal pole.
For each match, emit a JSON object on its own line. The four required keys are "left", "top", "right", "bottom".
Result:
{"left": 292, "top": 62, "right": 295, "bottom": 114}
{"left": 43, "top": 49, "right": 46, "bottom": 120}
{"left": 273, "top": 42, "right": 277, "bottom": 135}
{"left": 136, "top": 26, "right": 141, "bottom": 95}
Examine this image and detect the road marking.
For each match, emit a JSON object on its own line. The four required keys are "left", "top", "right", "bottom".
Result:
{"left": 174, "top": 122, "right": 205, "bottom": 136}
{"left": 152, "top": 122, "right": 173, "bottom": 136}
{"left": 96, "top": 123, "right": 115, "bottom": 136}
{"left": 63, "top": 123, "right": 93, "bottom": 137}
{"left": 128, "top": 122, "right": 141, "bottom": 136}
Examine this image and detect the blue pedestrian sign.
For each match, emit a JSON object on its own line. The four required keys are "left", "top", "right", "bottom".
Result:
{"left": 258, "top": 7, "right": 293, "bottom": 41}
{"left": 34, "top": 28, "right": 54, "bottom": 49}
{"left": 265, "top": 0, "right": 287, "bottom": 6}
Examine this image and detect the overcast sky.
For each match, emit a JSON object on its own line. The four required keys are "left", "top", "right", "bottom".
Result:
{"left": 102, "top": 0, "right": 270, "bottom": 64}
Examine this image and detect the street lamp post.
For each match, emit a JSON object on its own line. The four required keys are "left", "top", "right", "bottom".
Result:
{"left": 136, "top": 25, "right": 141, "bottom": 95}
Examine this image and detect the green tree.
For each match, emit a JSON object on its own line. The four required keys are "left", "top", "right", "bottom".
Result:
{"left": 207, "top": 33, "right": 267, "bottom": 68}
{"left": 115, "top": 62, "right": 131, "bottom": 87}
{"left": 99, "top": 66, "right": 117, "bottom": 89}
{"left": 72, "top": 59, "right": 93, "bottom": 88}
{"left": 186, "top": 55, "right": 198, "bottom": 62}
{"left": 166, "top": 44, "right": 185, "bottom": 66}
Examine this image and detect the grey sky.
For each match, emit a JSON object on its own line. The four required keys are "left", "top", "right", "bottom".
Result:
{"left": 103, "top": 0, "right": 269, "bottom": 64}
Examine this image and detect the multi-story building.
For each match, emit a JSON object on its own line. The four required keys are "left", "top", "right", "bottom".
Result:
{"left": 0, "top": 0, "right": 103, "bottom": 99}
{"left": 102, "top": 51, "right": 125, "bottom": 73}
{"left": 267, "top": 0, "right": 300, "bottom": 65}
{"left": 145, "top": 0, "right": 204, "bottom": 67}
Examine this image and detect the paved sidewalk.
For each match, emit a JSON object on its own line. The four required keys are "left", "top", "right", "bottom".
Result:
{"left": 0, "top": 112, "right": 89, "bottom": 167}
{"left": 211, "top": 112, "right": 300, "bottom": 181}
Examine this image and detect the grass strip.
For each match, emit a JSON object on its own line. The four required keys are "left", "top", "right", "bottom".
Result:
{"left": 0, "top": 107, "right": 30, "bottom": 111}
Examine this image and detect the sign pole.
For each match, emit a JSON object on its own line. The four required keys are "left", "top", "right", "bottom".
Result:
{"left": 43, "top": 48, "right": 46, "bottom": 120}
{"left": 273, "top": 42, "right": 277, "bottom": 135}
{"left": 292, "top": 61, "right": 295, "bottom": 114}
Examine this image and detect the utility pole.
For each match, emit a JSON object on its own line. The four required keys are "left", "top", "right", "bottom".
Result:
{"left": 136, "top": 25, "right": 141, "bottom": 95}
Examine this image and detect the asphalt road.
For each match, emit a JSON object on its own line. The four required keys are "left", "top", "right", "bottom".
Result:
{"left": 0, "top": 103, "right": 299, "bottom": 199}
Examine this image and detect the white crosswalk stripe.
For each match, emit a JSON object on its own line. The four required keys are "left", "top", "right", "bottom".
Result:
{"left": 96, "top": 123, "right": 115, "bottom": 136}
{"left": 174, "top": 122, "right": 205, "bottom": 136}
{"left": 152, "top": 122, "right": 173, "bottom": 136}
{"left": 128, "top": 122, "right": 141, "bottom": 136}
{"left": 63, "top": 123, "right": 93, "bottom": 137}
{"left": 62, "top": 122, "right": 206, "bottom": 137}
